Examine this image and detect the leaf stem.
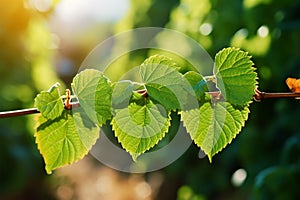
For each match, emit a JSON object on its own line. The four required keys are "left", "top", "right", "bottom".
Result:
{"left": 206, "top": 89, "right": 300, "bottom": 102}
{"left": 204, "top": 75, "right": 216, "bottom": 83}
{"left": 132, "top": 81, "right": 145, "bottom": 87}
{"left": 64, "top": 89, "right": 72, "bottom": 110}
{"left": 136, "top": 89, "right": 148, "bottom": 98}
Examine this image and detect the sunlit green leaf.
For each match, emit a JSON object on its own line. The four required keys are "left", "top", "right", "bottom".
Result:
{"left": 181, "top": 101, "right": 249, "bottom": 162}
{"left": 214, "top": 47, "right": 257, "bottom": 105}
{"left": 34, "top": 82, "right": 64, "bottom": 120}
{"left": 140, "top": 54, "right": 196, "bottom": 111}
{"left": 111, "top": 97, "right": 171, "bottom": 160}
{"left": 35, "top": 107, "right": 99, "bottom": 174}
{"left": 72, "top": 69, "right": 112, "bottom": 126}
{"left": 112, "top": 80, "right": 134, "bottom": 109}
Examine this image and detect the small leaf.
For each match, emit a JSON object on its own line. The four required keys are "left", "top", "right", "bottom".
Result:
{"left": 111, "top": 99, "right": 171, "bottom": 160}
{"left": 72, "top": 69, "right": 112, "bottom": 126}
{"left": 214, "top": 47, "right": 257, "bottom": 105}
{"left": 181, "top": 101, "right": 249, "bottom": 162}
{"left": 35, "top": 107, "right": 100, "bottom": 174}
{"left": 184, "top": 71, "right": 208, "bottom": 101}
{"left": 34, "top": 82, "right": 64, "bottom": 120}
{"left": 140, "top": 54, "right": 196, "bottom": 111}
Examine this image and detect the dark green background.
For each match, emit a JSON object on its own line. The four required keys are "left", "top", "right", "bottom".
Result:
{"left": 0, "top": 0, "right": 299, "bottom": 199}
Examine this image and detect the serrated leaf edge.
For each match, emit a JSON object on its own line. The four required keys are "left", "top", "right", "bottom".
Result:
{"left": 35, "top": 110, "right": 100, "bottom": 174}
{"left": 213, "top": 47, "right": 258, "bottom": 106}
{"left": 34, "top": 82, "right": 65, "bottom": 120}
{"left": 111, "top": 109, "right": 171, "bottom": 160}
{"left": 180, "top": 101, "right": 250, "bottom": 162}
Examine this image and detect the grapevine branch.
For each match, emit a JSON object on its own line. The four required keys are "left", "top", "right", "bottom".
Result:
{"left": 0, "top": 89, "right": 299, "bottom": 118}
{"left": 253, "top": 88, "right": 300, "bottom": 101}
{"left": 0, "top": 102, "right": 80, "bottom": 118}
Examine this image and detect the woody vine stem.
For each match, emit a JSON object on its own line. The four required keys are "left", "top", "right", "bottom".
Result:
{"left": 0, "top": 89, "right": 299, "bottom": 118}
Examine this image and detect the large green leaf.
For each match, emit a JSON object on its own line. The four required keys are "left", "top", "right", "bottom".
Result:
{"left": 111, "top": 97, "right": 171, "bottom": 160}
{"left": 34, "top": 82, "right": 64, "bottom": 120}
{"left": 71, "top": 69, "right": 112, "bottom": 126}
{"left": 140, "top": 55, "right": 196, "bottom": 111}
{"left": 214, "top": 47, "right": 257, "bottom": 105}
{"left": 35, "top": 107, "right": 100, "bottom": 174}
{"left": 181, "top": 101, "right": 249, "bottom": 162}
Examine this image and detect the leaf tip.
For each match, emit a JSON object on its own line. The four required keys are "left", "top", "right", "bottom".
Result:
{"left": 45, "top": 166, "right": 53, "bottom": 175}
{"left": 131, "top": 153, "right": 140, "bottom": 162}
{"left": 208, "top": 154, "right": 213, "bottom": 163}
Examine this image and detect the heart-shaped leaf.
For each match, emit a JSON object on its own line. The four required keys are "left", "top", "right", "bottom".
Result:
{"left": 34, "top": 82, "right": 64, "bottom": 120}
{"left": 214, "top": 47, "right": 257, "bottom": 105}
{"left": 35, "top": 107, "right": 100, "bottom": 174}
{"left": 112, "top": 97, "right": 171, "bottom": 160}
{"left": 72, "top": 69, "right": 112, "bottom": 126}
{"left": 181, "top": 101, "right": 249, "bottom": 162}
{"left": 140, "top": 55, "right": 197, "bottom": 111}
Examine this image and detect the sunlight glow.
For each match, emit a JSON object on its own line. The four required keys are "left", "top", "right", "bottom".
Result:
{"left": 29, "top": 0, "right": 52, "bottom": 12}
{"left": 54, "top": 0, "right": 129, "bottom": 23}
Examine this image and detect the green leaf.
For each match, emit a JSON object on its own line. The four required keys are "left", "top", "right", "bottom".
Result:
{"left": 184, "top": 71, "right": 208, "bottom": 101}
{"left": 71, "top": 69, "right": 112, "bottom": 126}
{"left": 35, "top": 107, "right": 100, "bottom": 174}
{"left": 140, "top": 54, "right": 196, "bottom": 111}
{"left": 214, "top": 47, "right": 257, "bottom": 105}
{"left": 95, "top": 74, "right": 113, "bottom": 124}
{"left": 34, "top": 82, "right": 64, "bottom": 120}
{"left": 181, "top": 101, "right": 249, "bottom": 162}
{"left": 142, "top": 54, "right": 181, "bottom": 71}
{"left": 111, "top": 99, "right": 171, "bottom": 160}
{"left": 112, "top": 80, "right": 134, "bottom": 109}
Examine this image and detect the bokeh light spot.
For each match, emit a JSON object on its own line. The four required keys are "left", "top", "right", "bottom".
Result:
{"left": 231, "top": 168, "right": 247, "bottom": 187}
{"left": 257, "top": 25, "right": 269, "bottom": 38}
{"left": 199, "top": 23, "right": 213, "bottom": 36}
{"left": 198, "top": 149, "right": 206, "bottom": 159}
{"left": 134, "top": 181, "right": 152, "bottom": 199}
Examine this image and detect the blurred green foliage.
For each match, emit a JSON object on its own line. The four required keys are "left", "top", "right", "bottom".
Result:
{"left": 111, "top": 0, "right": 300, "bottom": 199}
{"left": 0, "top": 0, "right": 60, "bottom": 199}
{"left": 0, "top": 0, "right": 299, "bottom": 199}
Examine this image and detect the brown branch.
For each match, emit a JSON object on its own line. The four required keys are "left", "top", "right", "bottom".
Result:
{"left": 0, "top": 102, "right": 80, "bottom": 118}
{"left": 1, "top": 89, "right": 299, "bottom": 118}
{"left": 206, "top": 89, "right": 300, "bottom": 102}
{"left": 0, "top": 108, "right": 40, "bottom": 118}
{"left": 254, "top": 88, "right": 300, "bottom": 101}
